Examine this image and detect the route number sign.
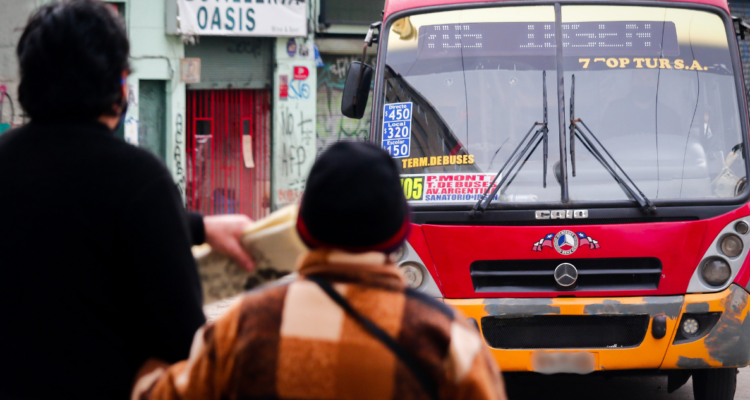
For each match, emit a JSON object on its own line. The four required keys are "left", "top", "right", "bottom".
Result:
{"left": 382, "top": 102, "right": 412, "bottom": 158}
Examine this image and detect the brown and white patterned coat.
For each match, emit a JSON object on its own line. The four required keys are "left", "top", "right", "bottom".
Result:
{"left": 134, "top": 250, "right": 507, "bottom": 400}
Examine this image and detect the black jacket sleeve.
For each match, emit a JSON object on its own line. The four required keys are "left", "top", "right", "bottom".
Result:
{"left": 121, "top": 174, "right": 206, "bottom": 364}
{"left": 187, "top": 212, "right": 205, "bottom": 245}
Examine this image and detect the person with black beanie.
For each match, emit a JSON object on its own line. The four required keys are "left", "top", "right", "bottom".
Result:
{"left": 132, "top": 142, "right": 507, "bottom": 400}
{"left": 0, "top": 1, "right": 254, "bottom": 399}
{"left": 295, "top": 141, "right": 411, "bottom": 253}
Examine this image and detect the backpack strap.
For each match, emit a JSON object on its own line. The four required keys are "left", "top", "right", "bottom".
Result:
{"left": 307, "top": 276, "right": 439, "bottom": 400}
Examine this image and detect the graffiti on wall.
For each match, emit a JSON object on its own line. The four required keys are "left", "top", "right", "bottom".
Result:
{"left": 277, "top": 103, "right": 314, "bottom": 204}
{"left": 174, "top": 113, "right": 187, "bottom": 198}
{"left": 124, "top": 83, "right": 139, "bottom": 144}
{"left": 0, "top": 85, "right": 16, "bottom": 134}
{"left": 316, "top": 54, "right": 376, "bottom": 155}
{"left": 272, "top": 35, "right": 317, "bottom": 210}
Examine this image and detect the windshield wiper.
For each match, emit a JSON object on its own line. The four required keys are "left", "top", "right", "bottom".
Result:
{"left": 569, "top": 75, "right": 657, "bottom": 213}
{"left": 471, "top": 71, "right": 550, "bottom": 217}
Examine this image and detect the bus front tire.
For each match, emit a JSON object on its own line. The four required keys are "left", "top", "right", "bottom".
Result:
{"left": 692, "top": 368, "right": 737, "bottom": 400}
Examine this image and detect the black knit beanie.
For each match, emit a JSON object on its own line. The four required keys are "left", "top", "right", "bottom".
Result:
{"left": 296, "top": 141, "right": 410, "bottom": 253}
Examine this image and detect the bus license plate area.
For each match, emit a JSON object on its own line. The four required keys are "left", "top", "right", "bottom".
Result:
{"left": 531, "top": 351, "right": 597, "bottom": 375}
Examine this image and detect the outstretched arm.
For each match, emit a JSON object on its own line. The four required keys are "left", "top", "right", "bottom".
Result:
{"left": 187, "top": 212, "right": 255, "bottom": 271}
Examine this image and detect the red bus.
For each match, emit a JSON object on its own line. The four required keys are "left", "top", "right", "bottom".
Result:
{"left": 342, "top": 0, "right": 750, "bottom": 398}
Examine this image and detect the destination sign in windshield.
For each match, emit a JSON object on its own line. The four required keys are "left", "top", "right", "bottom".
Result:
{"left": 417, "top": 21, "right": 678, "bottom": 58}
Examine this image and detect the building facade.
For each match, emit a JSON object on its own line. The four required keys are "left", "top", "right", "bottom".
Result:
{"left": 0, "top": 0, "right": 312, "bottom": 218}
{"left": 5, "top": 0, "right": 750, "bottom": 218}
{"left": 110, "top": 0, "right": 187, "bottom": 209}
{"left": 314, "top": 0, "right": 382, "bottom": 156}
{"left": 111, "top": 0, "right": 312, "bottom": 218}
{"left": 166, "top": 0, "right": 312, "bottom": 217}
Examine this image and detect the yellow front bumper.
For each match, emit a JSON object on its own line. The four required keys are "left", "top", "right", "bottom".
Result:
{"left": 446, "top": 284, "right": 750, "bottom": 372}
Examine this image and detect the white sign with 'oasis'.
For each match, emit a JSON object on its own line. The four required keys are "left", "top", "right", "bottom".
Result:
{"left": 176, "top": 0, "right": 307, "bottom": 37}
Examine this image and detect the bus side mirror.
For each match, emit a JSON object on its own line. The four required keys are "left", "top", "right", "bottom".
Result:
{"left": 341, "top": 61, "right": 373, "bottom": 119}
{"left": 733, "top": 16, "right": 750, "bottom": 40}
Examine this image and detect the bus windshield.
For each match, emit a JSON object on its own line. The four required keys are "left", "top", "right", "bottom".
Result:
{"left": 381, "top": 5, "right": 747, "bottom": 205}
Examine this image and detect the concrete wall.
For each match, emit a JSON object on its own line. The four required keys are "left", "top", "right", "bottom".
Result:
{"left": 122, "top": 0, "right": 187, "bottom": 196}
{"left": 0, "top": 0, "right": 42, "bottom": 128}
{"left": 272, "top": 35, "right": 317, "bottom": 210}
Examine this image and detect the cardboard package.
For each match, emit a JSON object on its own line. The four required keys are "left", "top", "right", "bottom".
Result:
{"left": 193, "top": 205, "right": 307, "bottom": 304}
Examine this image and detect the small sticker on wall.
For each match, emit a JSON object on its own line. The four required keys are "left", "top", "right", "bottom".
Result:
{"left": 242, "top": 120, "right": 255, "bottom": 169}
{"left": 382, "top": 102, "right": 412, "bottom": 158}
{"left": 279, "top": 75, "right": 288, "bottom": 100}
{"left": 293, "top": 66, "right": 309, "bottom": 80}
{"left": 286, "top": 38, "right": 297, "bottom": 57}
{"left": 124, "top": 116, "right": 138, "bottom": 145}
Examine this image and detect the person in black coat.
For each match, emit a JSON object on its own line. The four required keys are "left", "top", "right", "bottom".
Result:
{"left": 0, "top": 1, "right": 253, "bottom": 398}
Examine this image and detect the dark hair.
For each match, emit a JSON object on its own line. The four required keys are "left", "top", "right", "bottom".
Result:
{"left": 17, "top": 0, "right": 130, "bottom": 122}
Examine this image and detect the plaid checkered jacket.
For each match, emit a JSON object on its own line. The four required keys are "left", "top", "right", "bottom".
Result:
{"left": 134, "top": 250, "right": 507, "bottom": 400}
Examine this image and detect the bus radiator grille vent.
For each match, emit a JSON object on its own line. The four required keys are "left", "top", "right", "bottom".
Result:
{"left": 470, "top": 257, "right": 662, "bottom": 293}
{"left": 480, "top": 315, "right": 650, "bottom": 349}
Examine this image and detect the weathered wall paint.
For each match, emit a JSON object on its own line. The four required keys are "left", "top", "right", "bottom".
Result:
{"left": 272, "top": 35, "right": 317, "bottom": 210}
{"left": 0, "top": 0, "right": 38, "bottom": 128}
{"left": 124, "top": 83, "right": 139, "bottom": 145}
{"left": 125, "top": 0, "right": 187, "bottom": 198}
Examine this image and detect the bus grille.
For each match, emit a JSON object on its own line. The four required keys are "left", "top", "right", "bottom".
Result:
{"left": 481, "top": 315, "right": 650, "bottom": 349}
{"left": 470, "top": 258, "right": 662, "bottom": 293}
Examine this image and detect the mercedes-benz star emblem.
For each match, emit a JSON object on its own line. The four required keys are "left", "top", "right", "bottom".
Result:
{"left": 554, "top": 263, "right": 578, "bottom": 287}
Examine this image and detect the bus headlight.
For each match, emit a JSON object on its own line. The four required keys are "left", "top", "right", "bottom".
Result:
{"left": 391, "top": 245, "right": 407, "bottom": 263}
{"left": 701, "top": 257, "right": 732, "bottom": 287}
{"left": 688, "top": 217, "right": 750, "bottom": 293}
{"left": 399, "top": 262, "right": 424, "bottom": 288}
{"left": 398, "top": 241, "right": 442, "bottom": 297}
{"left": 720, "top": 234, "right": 743, "bottom": 258}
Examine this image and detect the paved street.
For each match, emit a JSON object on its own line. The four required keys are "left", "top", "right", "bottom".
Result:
{"left": 204, "top": 295, "right": 243, "bottom": 323}
{"left": 505, "top": 368, "right": 750, "bottom": 400}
